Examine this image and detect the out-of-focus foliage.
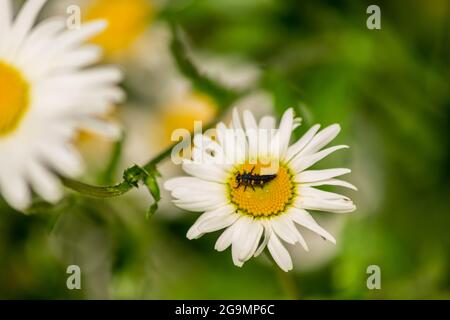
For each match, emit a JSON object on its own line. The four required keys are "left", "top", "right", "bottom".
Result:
{"left": 1, "top": 0, "right": 449, "bottom": 299}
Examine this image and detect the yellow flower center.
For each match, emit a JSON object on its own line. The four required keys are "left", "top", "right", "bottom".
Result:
{"left": 85, "top": 0, "right": 154, "bottom": 57}
{"left": 0, "top": 61, "right": 30, "bottom": 137}
{"left": 229, "top": 162, "right": 295, "bottom": 218}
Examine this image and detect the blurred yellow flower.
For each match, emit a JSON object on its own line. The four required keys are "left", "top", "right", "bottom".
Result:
{"left": 161, "top": 92, "right": 217, "bottom": 145}
{"left": 85, "top": 0, "right": 154, "bottom": 58}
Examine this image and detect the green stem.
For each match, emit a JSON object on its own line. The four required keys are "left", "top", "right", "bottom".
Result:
{"left": 100, "top": 133, "right": 125, "bottom": 185}
{"left": 60, "top": 177, "right": 133, "bottom": 198}
{"left": 265, "top": 252, "right": 301, "bottom": 299}
{"left": 275, "top": 266, "right": 301, "bottom": 300}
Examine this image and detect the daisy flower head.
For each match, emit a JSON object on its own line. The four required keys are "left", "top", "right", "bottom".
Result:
{"left": 0, "top": 0, "right": 124, "bottom": 211}
{"left": 164, "top": 108, "right": 357, "bottom": 272}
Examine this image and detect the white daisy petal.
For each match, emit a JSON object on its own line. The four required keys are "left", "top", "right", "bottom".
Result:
{"left": 300, "top": 178, "right": 357, "bottom": 191}
{"left": 187, "top": 212, "right": 213, "bottom": 240}
{"left": 26, "top": 161, "right": 62, "bottom": 204}
{"left": 214, "top": 219, "right": 243, "bottom": 252}
{"left": 232, "top": 108, "right": 243, "bottom": 129}
{"left": 198, "top": 213, "right": 239, "bottom": 234}
{"left": 16, "top": 17, "right": 66, "bottom": 66}
{"left": 174, "top": 198, "right": 229, "bottom": 212}
{"left": 276, "top": 108, "right": 294, "bottom": 157}
{"left": 288, "top": 208, "right": 336, "bottom": 243}
{"left": 294, "top": 227, "right": 309, "bottom": 251}
{"left": 299, "top": 186, "right": 351, "bottom": 201}
{"left": 187, "top": 205, "right": 237, "bottom": 239}
{"left": 271, "top": 215, "right": 308, "bottom": 251}
{"left": 298, "top": 124, "right": 341, "bottom": 156}
{"left": 297, "top": 168, "right": 351, "bottom": 183}
{"left": 270, "top": 217, "right": 298, "bottom": 245}
{"left": 216, "top": 118, "right": 247, "bottom": 164}
{"left": 296, "top": 197, "right": 356, "bottom": 213}
{"left": 182, "top": 160, "right": 228, "bottom": 182}
{"left": 254, "top": 221, "right": 271, "bottom": 257}
{"left": 0, "top": 1, "right": 13, "bottom": 36}
{"left": 5, "top": 0, "right": 47, "bottom": 59}
{"left": 238, "top": 218, "right": 263, "bottom": 261}
{"left": 292, "top": 117, "right": 302, "bottom": 130}
{"left": 267, "top": 232, "right": 293, "bottom": 272}
{"left": 216, "top": 123, "right": 238, "bottom": 165}
{"left": 164, "top": 177, "right": 225, "bottom": 192}
{"left": 0, "top": 169, "right": 31, "bottom": 211}
{"left": 171, "top": 189, "right": 222, "bottom": 202}
{"left": 243, "top": 110, "right": 258, "bottom": 161}
{"left": 243, "top": 109, "right": 258, "bottom": 131}
{"left": 79, "top": 118, "right": 122, "bottom": 140}
{"left": 231, "top": 217, "right": 249, "bottom": 267}
{"left": 193, "top": 134, "right": 225, "bottom": 163}
{"left": 257, "top": 128, "right": 272, "bottom": 160}
{"left": 51, "top": 45, "right": 103, "bottom": 70}
{"left": 215, "top": 224, "right": 236, "bottom": 252}
{"left": 290, "top": 145, "right": 349, "bottom": 173}
{"left": 39, "top": 144, "right": 85, "bottom": 178}
{"left": 45, "top": 20, "right": 107, "bottom": 58}
{"left": 284, "top": 124, "right": 321, "bottom": 162}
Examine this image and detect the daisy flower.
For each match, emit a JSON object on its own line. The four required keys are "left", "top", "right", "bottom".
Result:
{"left": 164, "top": 108, "right": 356, "bottom": 271}
{"left": 0, "top": 0, "right": 124, "bottom": 211}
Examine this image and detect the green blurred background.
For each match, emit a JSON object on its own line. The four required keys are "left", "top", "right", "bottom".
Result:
{"left": 0, "top": 0, "right": 449, "bottom": 299}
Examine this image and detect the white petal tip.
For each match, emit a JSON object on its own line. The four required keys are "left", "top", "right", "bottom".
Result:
{"left": 87, "top": 19, "right": 108, "bottom": 33}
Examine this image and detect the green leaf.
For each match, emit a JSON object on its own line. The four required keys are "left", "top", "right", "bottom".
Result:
{"left": 100, "top": 133, "right": 125, "bottom": 185}
{"left": 144, "top": 174, "right": 161, "bottom": 203}
{"left": 146, "top": 203, "right": 158, "bottom": 220}
{"left": 123, "top": 164, "right": 162, "bottom": 219}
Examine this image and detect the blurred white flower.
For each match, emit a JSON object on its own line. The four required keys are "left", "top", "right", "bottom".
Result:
{"left": 165, "top": 108, "right": 356, "bottom": 271}
{"left": 191, "top": 52, "right": 261, "bottom": 92}
{"left": 0, "top": 0, "right": 123, "bottom": 210}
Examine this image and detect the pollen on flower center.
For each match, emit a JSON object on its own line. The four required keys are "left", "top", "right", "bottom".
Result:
{"left": 229, "top": 162, "right": 295, "bottom": 218}
{"left": 0, "top": 61, "right": 30, "bottom": 137}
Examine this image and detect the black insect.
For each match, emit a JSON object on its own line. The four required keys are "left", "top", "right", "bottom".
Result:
{"left": 235, "top": 167, "right": 277, "bottom": 191}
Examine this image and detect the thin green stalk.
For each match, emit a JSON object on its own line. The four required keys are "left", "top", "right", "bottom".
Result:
{"left": 265, "top": 252, "right": 301, "bottom": 299}
{"left": 61, "top": 176, "right": 133, "bottom": 198}
{"left": 100, "top": 133, "right": 125, "bottom": 185}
